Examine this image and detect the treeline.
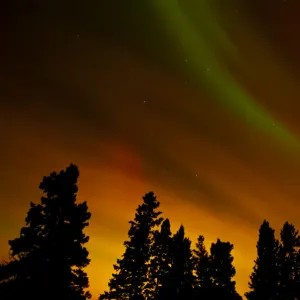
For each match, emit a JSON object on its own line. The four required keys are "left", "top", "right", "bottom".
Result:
{"left": 0, "top": 164, "right": 300, "bottom": 300}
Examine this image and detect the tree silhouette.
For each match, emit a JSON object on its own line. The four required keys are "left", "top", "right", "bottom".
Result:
{"left": 99, "top": 192, "right": 163, "bottom": 300}
{"left": 277, "top": 222, "right": 300, "bottom": 300}
{"left": 0, "top": 164, "right": 91, "bottom": 300}
{"left": 209, "top": 239, "right": 241, "bottom": 300}
{"left": 193, "top": 235, "right": 212, "bottom": 299}
{"left": 144, "top": 218, "right": 172, "bottom": 299}
{"left": 245, "top": 220, "right": 280, "bottom": 300}
{"left": 158, "top": 225, "right": 195, "bottom": 300}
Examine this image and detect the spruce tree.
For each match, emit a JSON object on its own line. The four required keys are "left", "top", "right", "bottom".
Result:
{"left": 1, "top": 164, "right": 91, "bottom": 300}
{"left": 193, "top": 235, "right": 212, "bottom": 298}
{"left": 99, "top": 192, "right": 163, "bottom": 300}
{"left": 158, "top": 225, "right": 195, "bottom": 300}
{"left": 209, "top": 239, "right": 241, "bottom": 300}
{"left": 245, "top": 220, "right": 280, "bottom": 300}
{"left": 144, "top": 218, "right": 172, "bottom": 299}
{"left": 278, "top": 222, "right": 300, "bottom": 300}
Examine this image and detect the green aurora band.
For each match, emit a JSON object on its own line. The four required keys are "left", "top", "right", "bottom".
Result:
{"left": 153, "top": 0, "right": 299, "bottom": 149}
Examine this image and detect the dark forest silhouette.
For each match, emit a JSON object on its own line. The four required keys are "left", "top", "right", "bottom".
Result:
{"left": 0, "top": 165, "right": 300, "bottom": 300}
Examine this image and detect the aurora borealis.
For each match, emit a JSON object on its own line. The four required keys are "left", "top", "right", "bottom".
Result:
{"left": 2, "top": 0, "right": 300, "bottom": 298}
{"left": 155, "top": 0, "right": 299, "bottom": 146}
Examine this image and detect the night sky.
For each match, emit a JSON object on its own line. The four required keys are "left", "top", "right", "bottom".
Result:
{"left": 2, "top": 0, "right": 300, "bottom": 298}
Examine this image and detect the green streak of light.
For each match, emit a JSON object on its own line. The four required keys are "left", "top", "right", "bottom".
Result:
{"left": 153, "top": 0, "right": 299, "bottom": 148}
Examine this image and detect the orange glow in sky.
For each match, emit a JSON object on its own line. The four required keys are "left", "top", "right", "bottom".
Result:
{"left": 2, "top": 1, "right": 300, "bottom": 299}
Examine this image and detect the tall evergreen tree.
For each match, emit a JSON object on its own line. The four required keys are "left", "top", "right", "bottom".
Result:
{"left": 144, "top": 218, "right": 172, "bottom": 299}
{"left": 158, "top": 225, "right": 195, "bottom": 300}
{"left": 209, "top": 239, "right": 241, "bottom": 300}
{"left": 99, "top": 192, "right": 163, "bottom": 300}
{"left": 0, "top": 164, "right": 91, "bottom": 300}
{"left": 245, "top": 220, "right": 280, "bottom": 300}
{"left": 193, "top": 235, "right": 212, "bottom": 299}
{"left": 278, "top": 222, "right": 300, "bottom": 300}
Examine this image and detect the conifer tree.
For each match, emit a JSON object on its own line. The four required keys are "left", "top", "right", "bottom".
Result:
{"left": 278, "top": 222, "right": 300, "bottom": 300}
{"left": 0, "top": 164, "right": 91, "bottom": 300}
{"left": 209, "top": 239, "right": 241, "bottom": 300}
{"left": 158, "top": 225, "right": 195, "bottom": 300}
{"left": 193, "top": 235, "right": 212, "bottom": 298}
{"left": 245, "top": 220, "right": 280, "bottom": 300}
{"left": 99, "top": 192, "right": 163, "bottom": 300}
{"left": 144, "top": 218, "right": 172, "bottom": 299}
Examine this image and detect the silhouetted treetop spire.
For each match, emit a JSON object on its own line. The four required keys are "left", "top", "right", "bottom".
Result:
{"left": 100, "top": 191, "right": 163, "bottom": 300}
{"left": 1, "top": 164, "right": 91, "bottom": 300}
